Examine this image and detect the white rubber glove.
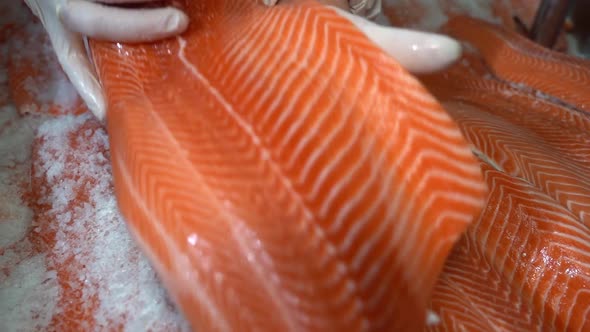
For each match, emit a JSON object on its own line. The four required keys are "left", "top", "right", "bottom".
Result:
{"left": 23, "top": 0, "right": 189, "bottom": 121}
{"left": 331, "top": 7, "right": 462, "bottom": 74}
{"left": 265, "top": 0, "right": 462, "bottom": 75}
{"left": 25, "top": 0, "right": 459, "bottom": 121}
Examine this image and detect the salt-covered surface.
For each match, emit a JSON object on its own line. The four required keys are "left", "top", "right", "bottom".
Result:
{"left": 32, "top": 114, "right": 189, "bottom": 331}
{"left": 0, "top": 102, "right": 60, "bottom": 331}
{"left": 0, "top": 105, "right": 34, "bottom": 248}
{"left": 7, "top": 6, "right": 80, "bottom": 116}
{"left": 0, "top": 4, "right": 60, "bottom": 331}
{"left": 0, "top": 2, "right": 189, "bottom": 331}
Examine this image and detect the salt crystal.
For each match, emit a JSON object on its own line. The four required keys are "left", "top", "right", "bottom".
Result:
{"left": 0, "top": 105, "right": 36, "bottom": 260}
{"left": 0, "top": 254, "right": 61, "bottom": 332}
{"left": 0, "top": 201, "right": 33, "bottom": 248}
{"left": 426, "top": 309, "right": 441, "bottom": 325}
{"left": 0, "top": 106, "right": 35, "bottom": 167}
{"left": 188, "top": 233, "right": 199, "bottom": 246}
{"left": 35, "top": 114, "right": 190, "bottom": 331}
{"left": 52, "top": 75, "right": 79, "bottom": 109}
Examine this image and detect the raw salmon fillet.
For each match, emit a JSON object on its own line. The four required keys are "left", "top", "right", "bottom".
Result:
{"left": 88, "top": 0, "right": 487, "bottom": 330}
{"left": 419, "top": 16, "right": 590, "bottom": 332}
{"left": 4, "top": 0, "right": 589, "bottom": 331}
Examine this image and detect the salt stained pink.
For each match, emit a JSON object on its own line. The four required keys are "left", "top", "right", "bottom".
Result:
{"left": 0, "top": 2, "right": 189, "bottom": 331}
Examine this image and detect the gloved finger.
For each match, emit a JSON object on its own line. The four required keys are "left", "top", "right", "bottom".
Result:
{"left": 24, "top": 0, "right": 106, "bottom": 120}
{"left": 58, "top": 34, "right": 107, "bottom": 120}
{"left": 330, "top": 7, "right": 462, "bottom": 74}
{"left": 349, "top": 0, "right": 382, "bottom": 20}
{"left": 58, "top": 0, "right": 189, "bottom": 43}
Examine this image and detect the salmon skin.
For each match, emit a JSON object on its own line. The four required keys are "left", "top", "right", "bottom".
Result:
{"left": 419, "top": 16, "right": 590, "bottom": 332}
{"left": 89, "top": 1, "right": 487, "bottom": 331}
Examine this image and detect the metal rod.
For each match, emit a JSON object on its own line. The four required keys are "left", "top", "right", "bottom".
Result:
{"left": 529, "top": 0, "right": 572, "bottom": 48}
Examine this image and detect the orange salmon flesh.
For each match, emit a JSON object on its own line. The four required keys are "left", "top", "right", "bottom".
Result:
{"left": 1, "top": 1, "right": 589, "bottom": 331}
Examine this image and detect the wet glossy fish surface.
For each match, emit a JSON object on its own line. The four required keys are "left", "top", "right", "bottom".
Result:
{"left": 2, "top": 0, "right": 590, "bottom": 331}
{"left": 417, "top": 16, "right": 590, "bottom": 332}
{"left": 89, "top": 1, "right": 487, "bottom": 331}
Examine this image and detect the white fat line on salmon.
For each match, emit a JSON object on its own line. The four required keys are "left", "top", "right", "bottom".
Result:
{"left": 229, "top": 14, "right": 286, "bottom": 102}
{"left": 470, "top": 146, "right": 504, "bottom": 173}
{"left": 253, "top": 8, "right": 319, "bottom": 130}
{"left": 277, "top": 46, "right": 343, "bottom": 162}
{"left": 217, "top": 7, "right": 283, "bottom": 95}
{"left": 264, "top": 10, "right": 322, "bottom": 139}
{"left": 134, "top": 83, "right": 299, "bottom": 328}
{"left": 175, "top": 36, "right": 369, "bottom": 330}
{"left": 115, "top": 152, "right": 231, "bottom": 332}
{"left": 390, "top": 141, "right": 485, "bottom": 257}
{"left": 306, "top": 93, "right": 368, "bottom": 207}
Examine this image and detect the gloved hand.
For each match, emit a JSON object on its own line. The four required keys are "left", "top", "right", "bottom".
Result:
{"left": 24, "top": 0, "right": 461, "bottom": 122}
{"left": 23, "top": 0, "right": 189, "bottom": 121}
{"left": 268, "top": 0, "right": 462, "bottom": 75}
{"left": 333, "top": 6, "right": 462, "bottom": 74}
